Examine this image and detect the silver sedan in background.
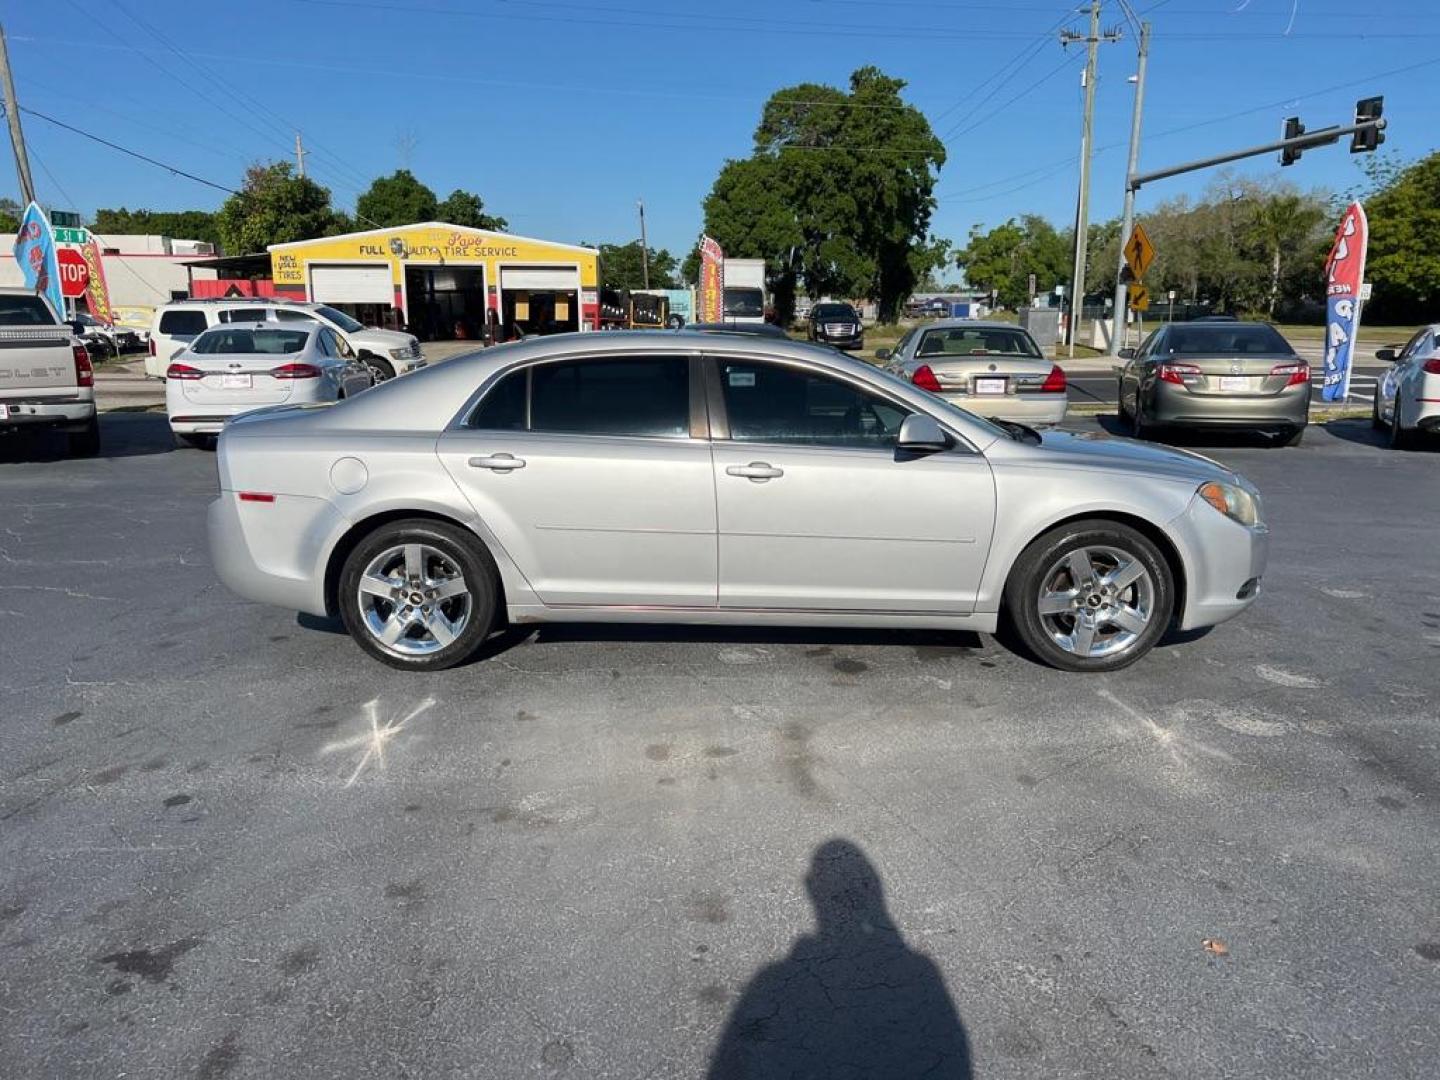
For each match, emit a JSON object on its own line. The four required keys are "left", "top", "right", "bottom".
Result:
{"left": 878, "top": 320, "right": 1068, "bottom": 427}
{"left": 209, "top": 333, "right": 1268, "bottom": 674}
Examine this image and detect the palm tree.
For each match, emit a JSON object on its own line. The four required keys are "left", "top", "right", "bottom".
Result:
{"left": 1247, "top": 193, "right": 1326, "bottom": 318}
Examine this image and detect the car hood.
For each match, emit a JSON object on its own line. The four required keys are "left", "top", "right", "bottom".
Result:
{"left": 349, "top": 328, "right": 416, "bottom": 348}
{"left": 1006, "top": 428, "right": 1244, "bottom": 486}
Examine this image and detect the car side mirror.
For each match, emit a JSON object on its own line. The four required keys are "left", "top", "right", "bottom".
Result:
{"left": 874, "top": 347, "right": 890, "bottom": 361}
{"left": 1117, "top": 347, "right": 1137, "bottom": 360}
{"left": 897, "top": 414, "right": 947, "bottom": 452}
{"left": 1375, "top": 347, "right": 1397, "bottom": 362}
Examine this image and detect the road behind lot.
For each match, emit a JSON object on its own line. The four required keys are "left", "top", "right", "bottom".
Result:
{"left": 2, "top": 414, "right": 1438, "bottom": 1079}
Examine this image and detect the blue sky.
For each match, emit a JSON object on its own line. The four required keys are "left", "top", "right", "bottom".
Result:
{"left": 5, "top": 0, "right": 1438, "bottom": 267}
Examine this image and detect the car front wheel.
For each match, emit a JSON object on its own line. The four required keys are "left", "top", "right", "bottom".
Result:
{"left": 1389, "top": 394, "right": 1415, "bottom": 449}
{"left": 338, "top": 519, "right": 499, "bottom": 671}
{"left": 362, "top": 353, "right": 396, "bottom": 383}
{"left": 1004, "top": 520, "right": 1175, "bottom": 672}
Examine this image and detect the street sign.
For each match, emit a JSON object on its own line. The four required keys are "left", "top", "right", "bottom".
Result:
{"left": 1124, "top": 223, "right": 1155, "bottom": 281}
{"left": 1360, "top": 282, "right": 1373, "bottom": 301}
{"left": 57, "top": 248, "right": 89, "bottom": 298}
{"left": 53, "top": 227, "right": 90, "bottom": 245}
{"left": 1127, "top": 282, "right": 1151, "bottom": 312}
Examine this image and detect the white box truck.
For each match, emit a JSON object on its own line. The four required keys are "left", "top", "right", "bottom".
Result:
{"left": 722, "top": 259, "right": 767, "bottom": 325}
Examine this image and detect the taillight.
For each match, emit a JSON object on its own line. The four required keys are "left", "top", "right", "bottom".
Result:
{"left": 1039, "top": 364, "right": 1066, "bottom": 393}
{"left": 269, "top": 363, "right": 322, "bottom": 380}
{"left": 911, "top": 364, "right": 943, "bottom": 392}
{"left": 1158, "top": 362, "right": 1202, "bottom": 385}
{"left": 1270, "top": 361, "right": 1310, "bottom": 386}
{"left": 73, "top": 345, "right": 94, "bottom": 388}
{"left": 166, "top": 362, "right": 204, "bottom": 381}
{"left": 1423, "top": 358, "right": 1440, "bottom": 375}
{"left": 238, "top": 492, "right": 275, "bottom": 503}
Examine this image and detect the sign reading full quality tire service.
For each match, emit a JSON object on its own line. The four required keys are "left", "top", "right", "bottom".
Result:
{"left": 1321, "top": 202, "right": 1368, "bottom": 402}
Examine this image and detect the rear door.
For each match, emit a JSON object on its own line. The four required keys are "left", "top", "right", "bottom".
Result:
{"left": 0, "top": 293, "right": 74, "bottom": 393}
{"left": 437, "top": 353, "right": 719, "bottom": 608}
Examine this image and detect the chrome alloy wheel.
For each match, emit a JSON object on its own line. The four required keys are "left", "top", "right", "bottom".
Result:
{"left": 357, "top": 543, "right": 472, "bottom": 656}
{"left": 1036, "top": 545, "right": 1155, "bottom": 659}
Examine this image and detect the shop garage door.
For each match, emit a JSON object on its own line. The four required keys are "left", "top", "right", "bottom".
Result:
{"left": 501, "top": 267, "right": 577, "bottom": 290}
{"left": 310, "top": 264, "right": 393, "bottom": 305}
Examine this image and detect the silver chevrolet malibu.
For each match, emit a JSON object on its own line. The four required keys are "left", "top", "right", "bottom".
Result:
{"left": 208, "top": 332, "right": 1269, "bottom": 673}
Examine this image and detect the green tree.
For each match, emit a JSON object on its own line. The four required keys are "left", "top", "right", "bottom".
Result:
{"left": 1364, "top": 150, "right": 1440, "bottom": 322}
{"left": 0, "top": 196, "right": 21, "bottom": 235}
{"left": 1243, "top": 189, "right": 1327, "bottom": 317}
{"left": 214, "top": 161, "right": 345, "bottom": 254}
{"left": 436, "top": 188, "right": 506, "bottom": 231}
{"left": 91, "top": 207, "right": 221, "bottom": 245}
{"left": 596, "top": 241, "right": 678, "bottom": 289}
{"left": 956, "top": 215, "right": 1070, "bottom": 309}
{"left": 696, "top": 67, "right": 945, "bottom": 323}
{"left": 355, "top": 169, "right": 438, "bottom": 227}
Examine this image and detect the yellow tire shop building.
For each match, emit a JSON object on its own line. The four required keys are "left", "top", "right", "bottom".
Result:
{"left": 268, "top": 224, "right": 600, "bottom": 343}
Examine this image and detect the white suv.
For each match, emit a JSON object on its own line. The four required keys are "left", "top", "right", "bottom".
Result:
{"left": 146, "top": 299, "right": 426, "bottom": 382}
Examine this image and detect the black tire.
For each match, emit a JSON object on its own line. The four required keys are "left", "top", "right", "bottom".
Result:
{"left": 1115, "top": 379, "right": 1130, "bottom": 422}
{"left": 1003, "top": 519, "right": 1175, "bottom": 673}
{"left": 362, "top": 353, "right": 396, "bottom": 383}
{"left": 1371, "top": 389, "right": 1386, "bottom": 431}
{"left": 1129, "top": 396, "right": 1152, "bottom": 440}
{"left": 174, "top": 432, "right": 215, "bottom": 450}
{"left": 68, "top": 416, "right": 101, "bottom": 457}
{"left": 338, "top": 518, "right": 499, "bottom": 671}
{"left": 1279, "top": 425, "right": 1305, "bottom": 447}
{"left": 1389, "top": 395, "right": 1415, "bottom": 450}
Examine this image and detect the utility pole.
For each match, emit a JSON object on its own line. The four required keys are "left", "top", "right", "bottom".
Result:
{"left": 637, "top": 199, "right": 650, "bottom": 290}
{"left": 1111, "top": 4, "right": 1150, "bottom": 355}
{"left": 0, "top": 23, "right": 37, "bottom": 206}
{"left": 1060, "top": 1, "right": 1119, "bottom": 356}
{"left": 294, "top": 131, "right": 308, "bottom": 179}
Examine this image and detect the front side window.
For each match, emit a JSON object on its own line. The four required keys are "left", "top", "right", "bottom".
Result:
{"left": 191, "top": 328, "right": 310, "bottom": 355}
{"left": 720, "top": 361, "right": 911, "bottom": 448}
{"left": 218, "top": 308, "right": 271, "bottom": 324}
{"left": 527, "top": 357, "right": 690, "bottom": 438}
{"left": 275, "top": 308, "right": 317, "bottom": 324}
{"left": 315, "top": 305, "right": 365, "bottom": 333}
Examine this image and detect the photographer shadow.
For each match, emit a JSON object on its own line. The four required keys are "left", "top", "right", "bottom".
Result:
{"left": 708, "top": 839, "right": 972, "bottom": 1079}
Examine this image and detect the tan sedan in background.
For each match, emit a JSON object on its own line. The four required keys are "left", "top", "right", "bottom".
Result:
{"left": 879, "top": 320, "right": 1068, "bottom": 427}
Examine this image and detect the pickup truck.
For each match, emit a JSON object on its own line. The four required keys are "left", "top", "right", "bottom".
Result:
{"left": 0, "top": 287, "right": 100, "bottom": 456}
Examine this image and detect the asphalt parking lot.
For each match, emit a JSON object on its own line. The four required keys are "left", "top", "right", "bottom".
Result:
{"left": 2, "top": 412, "right": 1438, "bottom": 1079}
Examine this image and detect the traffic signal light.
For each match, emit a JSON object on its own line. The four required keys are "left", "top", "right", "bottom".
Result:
{"left": 1351, "top": 97, "right": 1384, "bottom": 153}
{"left": 1279, "top": 116, "right": 1305, "bottom": 166}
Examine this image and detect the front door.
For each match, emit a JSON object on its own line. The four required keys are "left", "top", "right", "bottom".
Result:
{"left": 707, "top": 357, "right": 996, "bottom": 613}
{"left": 437, "top": 353, "right": 717, "bottom": 608}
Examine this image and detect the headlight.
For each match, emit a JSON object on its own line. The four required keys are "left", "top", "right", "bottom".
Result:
{"left": 388, "top": 346, "right": 407, "bottom": 360}
{"left": 1197, "top": 481, "right": 1260, "bottom": 527}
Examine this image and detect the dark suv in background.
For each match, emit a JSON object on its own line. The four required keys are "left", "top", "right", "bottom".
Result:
{"left": 808, "top": 302, "right": 864, "bottom": 351}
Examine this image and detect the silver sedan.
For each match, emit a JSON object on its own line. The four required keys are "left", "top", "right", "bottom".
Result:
{"left": 208, "top": 333, "right": 1269, "bottom": 673}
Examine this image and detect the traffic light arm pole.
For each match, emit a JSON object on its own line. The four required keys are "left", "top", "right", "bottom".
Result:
{"left": 1129, "top": 119, "right": 1385, "bottom": 191}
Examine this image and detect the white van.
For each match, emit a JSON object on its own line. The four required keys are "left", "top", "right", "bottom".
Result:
{"left": 146, "top": 299, "right": 426, "bottom": 382}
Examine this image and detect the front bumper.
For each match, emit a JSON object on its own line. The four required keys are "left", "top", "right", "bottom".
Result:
{"left": 1150, "top": 382, "right": 1309, "bottom": 430}
{"left": 816, "top": 333, "right": 864, "bottom": 350}
{"left": 207, "top": 489, "right": 348, "bottom": 617}
{"left": 941, "top": 393, "right": 1067, "bottom": 426}
{"left": 1168, "top": 492, "right": 1270, "bottom": 631}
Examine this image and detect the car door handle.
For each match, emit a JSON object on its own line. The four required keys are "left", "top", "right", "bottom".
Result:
{"left": 469, "top": 453, "right": 526, "bottom": 471}
{"left": 726, "top": 462, "right": 783, "bottom": 481}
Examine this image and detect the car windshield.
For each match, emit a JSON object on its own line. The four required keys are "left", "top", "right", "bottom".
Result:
{"left": 916, "top": 327, "right": 1042, "bottom": 359}
{"left": 190, "top": 328, "right": 310, "bottom": 355}
{"left": 0, "top": 294, "right": 58, "bottom": 325}
{"left": 315, "top": 305, "right": 365, "bottom": 333}
{"left": 723, "top": 288, "right": 764, "bottom": 318}
{"left": 814, "top": 304, "right": 856, "bottom": 319}
{"left": 1165, "top": 323, "right": 1291, "bottom": 354}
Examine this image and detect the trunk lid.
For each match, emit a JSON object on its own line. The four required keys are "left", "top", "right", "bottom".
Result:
{"left": 1162, "top": 352, "right": 1303, "bottom": 397}
{"left": 177, "top": 355, "right": 294, "bottom": 406}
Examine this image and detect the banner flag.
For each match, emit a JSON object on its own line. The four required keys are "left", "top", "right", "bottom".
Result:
{"left": 1321, "top": 202, "right": 1369, "bottom": 403}
{"left": 698, "top": 235, "right": 725, "bottom": 323}
{"left": 81, "top": 238, "right": 115, "bottom": 325}
{"left": 13, "top": 202, "right": 64, "bottom": 318}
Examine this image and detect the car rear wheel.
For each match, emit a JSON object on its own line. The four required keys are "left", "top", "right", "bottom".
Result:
{"left": 1004, "top": 520, "right": 1174, "bottom": 672}
{"left": 68, "top": 417, "right": 101, "bottom": 457}
{"left": 174, "top": 432, "right": 215, "bottom": 450}
{"left": 1279, "top": 425, "right": 1305, "bottom": 447}
{"left": 338, "top": 519, "right": 498, "bottom": 671}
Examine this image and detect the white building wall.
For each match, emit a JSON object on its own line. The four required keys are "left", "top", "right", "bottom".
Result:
{"left": 0, "top": 234, "right": 218, "bottom": 310}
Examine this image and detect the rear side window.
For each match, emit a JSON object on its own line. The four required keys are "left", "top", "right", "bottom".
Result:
{"left": 0, "top": 294, "right": 58, "bottom": 325}
{"left": 191, "top": 329, "right": 309, "bottom": 355}
{"left": 158, "top": 310, "right": 208, "bottom": 336}
{"left": 1167, "top": 324, "right": 1291, "bottom": 354}
{"left": 531, "top": 357, "right": 689, "bottom": 437}
{"left": 470, "top": 370, "right": 527, "bottom": 430}
{"left": 219, "top": 308, "right": 272, "bottom": 324}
